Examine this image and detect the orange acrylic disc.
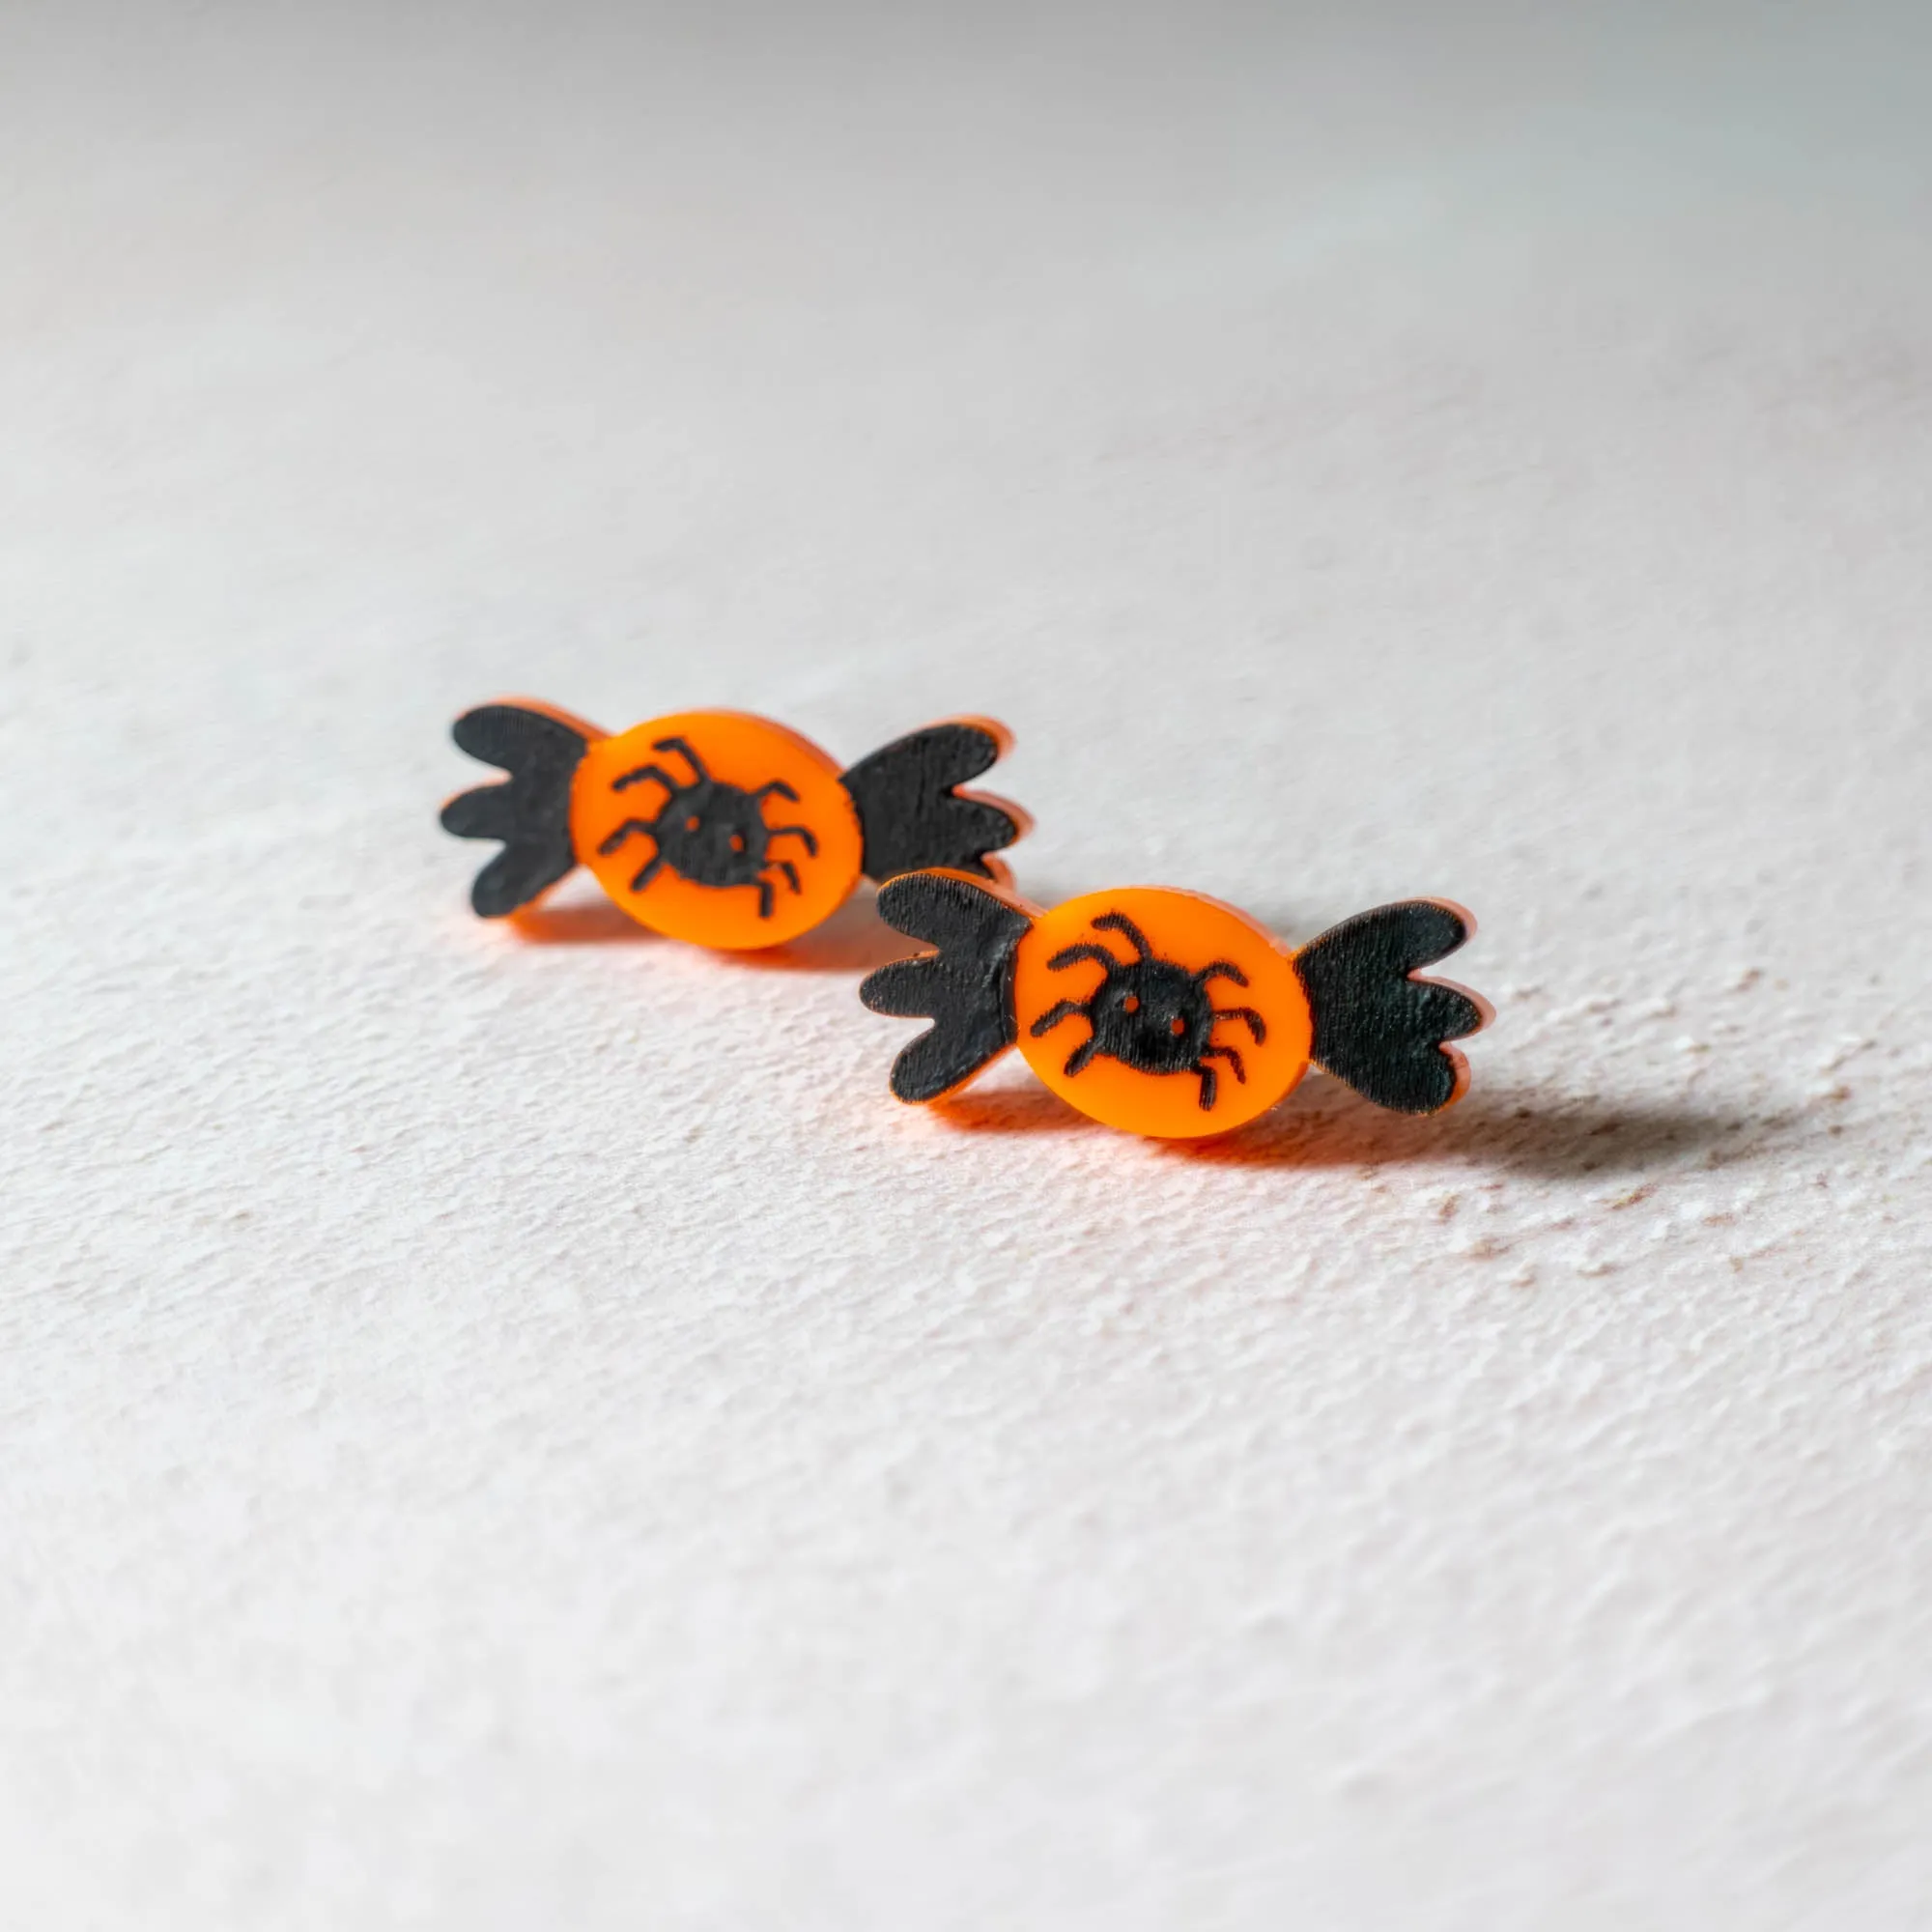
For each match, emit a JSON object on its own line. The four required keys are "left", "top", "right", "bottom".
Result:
{"left": 572, "top": 710, "right": 863, "bottom": 950}
{"left": 1013, "top": 888, "right": 1314, "bottom": 1137}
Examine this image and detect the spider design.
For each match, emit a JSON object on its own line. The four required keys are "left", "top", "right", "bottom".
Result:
{"left": 595, "top": 735, "right": 819, "bottom": 919}
{"left": 1029, "top": 910, "right": 1267, "bottom": 1111}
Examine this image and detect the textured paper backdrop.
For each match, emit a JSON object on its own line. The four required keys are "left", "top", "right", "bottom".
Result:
{"left": 4, "top": 3, "right": 1929, "bottom": 1925}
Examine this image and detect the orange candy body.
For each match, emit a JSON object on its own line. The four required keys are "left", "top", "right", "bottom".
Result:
{"left": 573, "top": 710, "right": 863, "bottom": 951}
{"left": 1013, "top": 888, "right": 1313, "bottom": 1138}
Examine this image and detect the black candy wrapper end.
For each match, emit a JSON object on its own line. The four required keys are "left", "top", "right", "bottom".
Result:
{"left": 1294, "top": 899, "right": 1489, "bottom": 1114}
{"left": 839, "top": 721, "right": 1025, "bottom": 885}
{"left": 440, "top": 702, "right": 593, "bottom": 918}
{"left": 860, "top": 870, "right": 1035, "bottom": 1102}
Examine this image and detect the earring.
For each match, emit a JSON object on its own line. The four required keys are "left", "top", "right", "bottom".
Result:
{"left": 441, "top": 702, "right": 1028, "bottom": 951}
{"left": 860, "top": 871, "right": 1489, "bottom": 1138}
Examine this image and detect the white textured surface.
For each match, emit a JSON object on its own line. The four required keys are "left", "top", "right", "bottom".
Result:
{"left": 4, "top": 4, "right": 1931, "bottom": 1925}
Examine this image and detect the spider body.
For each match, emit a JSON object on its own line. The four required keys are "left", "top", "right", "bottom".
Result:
{"left": 595, "top": 735, "right": 819, "bottom": 920}
{"left": 1029, "top": 910, "right": 1266, "bottom": 1111}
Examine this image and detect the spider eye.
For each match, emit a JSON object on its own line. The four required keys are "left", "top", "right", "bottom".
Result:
{"left": 1170, "top": 1015, "right": 1186, "bottom": 1037}
{"left": 1122, "top": 994, "right": 1140, "bottom": 1013}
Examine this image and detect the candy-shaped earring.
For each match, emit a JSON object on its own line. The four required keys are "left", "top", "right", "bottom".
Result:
{"left": 859, "top": 871, "right": 1489, "bottom": 1138}
{"left": 441, "top": 703, "right": 1027, "bottom": 949}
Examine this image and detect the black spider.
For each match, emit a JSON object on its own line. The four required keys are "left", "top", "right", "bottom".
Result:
{"left": 1029, "top": 910, "right": 1267, "bottom": 1111}
{"left": 596, "top": 735, "right": 819, "bottom": 919}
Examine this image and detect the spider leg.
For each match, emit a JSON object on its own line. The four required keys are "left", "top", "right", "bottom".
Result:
{"left": 1210, "top": 1004, "right": 1267, "bottom": 1044}
{"left": 1090, "top": 910, "right": 1154, "bottom": 960}
{"left": 1064, "top": 1035, "right": 1100, "bottom": 1078}
{"left": 752, "top": 779, "right": 800, "bottom": 805}
{"left": 611, "top": 762, "right": 678, "bottom": 796}
{"left": 770, "top": 858, "right": 802, "bottom": 895}
{"left": 1195, "top": 1064, "right": 1218, "bottom": 1111}
{"left": 597, "top": 817, "right": 661, "bottom": 856}
{"left": 650, "top": 735, "right": 708, "bottom": 782}
{"left": 1045, "top": 941, "right": 1122, "bottom": 974}
{"left": 1029, "top": 998, "right": 1088, "bottom": 1039}
{"left": 1201, "top": 1043, "right": 1247, "bottom": 1084}
{"left": 1196, "top": 959, "right": 1249, "bottom": 988}
{"left": 628, "top": 851, "right": 666, "bottom": 894}
{"left": 764, "top": 823, "right": 819, "bottom": 856}
{"left": 755, "top": 877, "right": 775, "bottom": 919}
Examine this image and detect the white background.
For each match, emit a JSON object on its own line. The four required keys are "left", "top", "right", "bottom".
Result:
{"left": 4, "top": 3, "right": 1929, "bottom": 1925}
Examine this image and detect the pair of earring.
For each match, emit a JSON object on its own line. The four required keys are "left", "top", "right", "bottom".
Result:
{"left": 441, "top": 700, "right": 1489, "bottom": 1141}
